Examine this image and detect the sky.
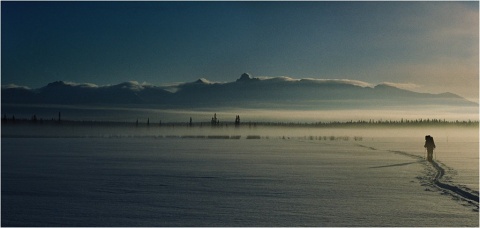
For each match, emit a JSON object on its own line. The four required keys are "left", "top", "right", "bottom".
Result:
{"left": 2, "top": 1, "right": 479, "bottom": 101}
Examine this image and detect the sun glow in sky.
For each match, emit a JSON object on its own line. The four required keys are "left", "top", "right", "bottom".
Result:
{"left": 2, "top": 1, "right": 478, "bottom": 101}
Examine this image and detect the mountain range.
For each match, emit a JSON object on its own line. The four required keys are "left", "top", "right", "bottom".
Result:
{"left": 2, "top": 73, "right": 477, "bottom": 110}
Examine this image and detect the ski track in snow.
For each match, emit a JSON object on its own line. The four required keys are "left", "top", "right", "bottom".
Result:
{"left": 428, "top": 160, "right": 479, "bottom": 208}
{"left": 358, "top": 144, "right": 479, "bottom": 211}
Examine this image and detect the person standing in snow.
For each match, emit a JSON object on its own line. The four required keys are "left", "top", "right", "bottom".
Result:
{"left": 424, "top": 135, "right": 436, "bottom": 162}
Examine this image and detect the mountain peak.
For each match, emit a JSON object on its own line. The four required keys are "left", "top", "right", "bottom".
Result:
{"left": 236, "top": 73, "right": 259, "bottom": 82}
{"left": 374, "top": 83, "right": 398, "bottom": 90}
{"left": 195, "top": 78, "right": 211, "bottom": 84}
{"left": 114, "top": 81, "right": 146, "bottom": 91}
{"left": 437, "top": 92, "right": 462, "bottom": 99}
{"left": 46, "top": 81, "right": 69, "bottom": 87}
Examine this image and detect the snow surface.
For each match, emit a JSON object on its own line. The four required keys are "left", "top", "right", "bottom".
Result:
{"left": 2, "top": 134, "right": 478, "bottom": 226}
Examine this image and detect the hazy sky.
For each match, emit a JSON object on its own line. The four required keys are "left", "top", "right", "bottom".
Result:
{"left": 2, "top": 1, "right": 478, "bottom": 100}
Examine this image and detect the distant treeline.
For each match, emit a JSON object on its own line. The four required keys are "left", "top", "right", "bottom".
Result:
{"left": 256, "top": 118, "right": 479, "bottom": 128}
{"left": 2, "top": 113, "right": 478, "bottom": 128}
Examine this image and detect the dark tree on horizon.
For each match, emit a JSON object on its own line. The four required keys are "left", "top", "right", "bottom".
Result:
{"left": 211, "top": 113, "right": 219, "bottom": 126}
{"left": 235, "top": 115, "right": 240, "bottom": 127}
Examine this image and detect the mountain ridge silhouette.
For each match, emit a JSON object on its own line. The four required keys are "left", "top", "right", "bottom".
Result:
{"left": 2, "top": 74, "right": 477, "bottom": 109}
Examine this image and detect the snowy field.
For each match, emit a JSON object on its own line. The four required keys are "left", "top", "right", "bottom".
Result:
{"left": 2, "top": 126, "right": 478, "bottom": 226}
